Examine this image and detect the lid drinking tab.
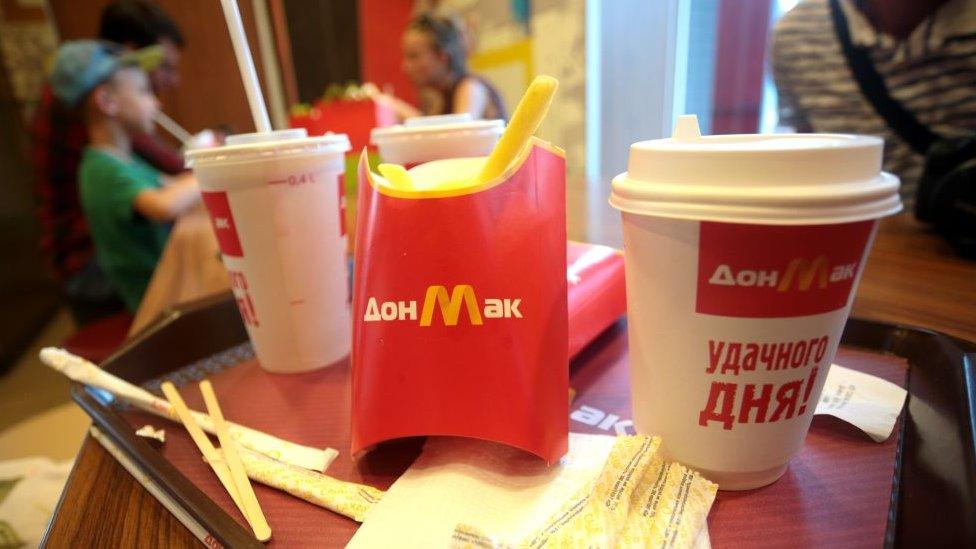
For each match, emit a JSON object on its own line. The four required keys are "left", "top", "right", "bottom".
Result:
{"left": 672, "top": 114, "right": 702, "bottom": 142}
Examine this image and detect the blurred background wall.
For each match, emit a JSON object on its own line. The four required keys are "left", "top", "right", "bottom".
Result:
{"left": 0, "top": 0, "right": 59, "bottom": 370}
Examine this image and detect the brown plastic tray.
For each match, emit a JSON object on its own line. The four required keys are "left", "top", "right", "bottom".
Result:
{"left": 70, "top": 292, "right": 976, "bottom": 547}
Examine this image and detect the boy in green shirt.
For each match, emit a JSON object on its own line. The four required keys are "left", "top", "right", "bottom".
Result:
{"left": 50, "top": 41, "right": 200, "bottom": 311}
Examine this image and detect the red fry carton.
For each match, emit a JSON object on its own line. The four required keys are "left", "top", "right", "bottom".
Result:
{"left": 351, "top": 138, "right": 569, "bottom": 463}
{"left": 566, "top": 241, "right": 627, "bottom": 359}
{"left": 289, "top": 99, "right": 396, "bottom": 152}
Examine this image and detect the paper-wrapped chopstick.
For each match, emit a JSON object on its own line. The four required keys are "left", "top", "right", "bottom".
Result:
{"left": 235, "top": 446, "right": 383, "bottom": 522}
{"left": 40, "top": 347, "right": 337, "bottom": 472}
{"left": 134, "top": 423, "right": 384, "bottom": 523}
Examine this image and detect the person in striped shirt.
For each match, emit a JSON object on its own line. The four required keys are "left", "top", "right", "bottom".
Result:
{"left": 771, "top": 0, "right": 976, "bottom": 205}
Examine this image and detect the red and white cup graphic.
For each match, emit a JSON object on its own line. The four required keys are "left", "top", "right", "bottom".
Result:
{"left": 609, "top": 116, "right": 903, "bottom": 489}
{"left": 187, "top": 129, "right": 352, "bottom": 373}
{"left": 370, "top": 113, "right": 504, "bottom": 168}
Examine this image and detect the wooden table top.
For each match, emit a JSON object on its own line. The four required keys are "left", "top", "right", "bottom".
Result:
{"left": 44, "top": 188, "right": 976, "bottom": 546}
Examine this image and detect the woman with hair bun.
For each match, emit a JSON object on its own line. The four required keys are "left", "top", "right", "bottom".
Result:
{"left": 366, "top": 13, "right": 507, "bottom": 121}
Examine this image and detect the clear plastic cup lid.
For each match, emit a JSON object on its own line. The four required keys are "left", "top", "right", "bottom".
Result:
{"left": 371, "top": 116, "right": 504, "bottom": 144}
{"left": 225, "top": 128, "right": 308, "bottom": 146}
{"left": 185, "top": 128, "right": 351, "bottom": 166}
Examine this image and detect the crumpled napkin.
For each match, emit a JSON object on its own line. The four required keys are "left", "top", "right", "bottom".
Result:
{"left": 349, "top": 434, "right": 716, "bottom": 548}
{"left": 0, "top": 457, "right": 73, "bottom": 548}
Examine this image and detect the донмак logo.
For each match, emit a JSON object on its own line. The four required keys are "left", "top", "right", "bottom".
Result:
{"left": 363, "top": 284, "right": 523, "bottom": 326}
{"left": 707, "top": 256, "right": 857, "bottom": 292}
{"left": 420, "top": 284, "right": 482, "bottom": 326}
{"left": 696, "top": 221, "right": 873, "bottom": 318}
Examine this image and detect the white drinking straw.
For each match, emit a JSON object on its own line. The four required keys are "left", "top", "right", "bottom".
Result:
{"left": 154, "top": 111, "right": 193, "bottom": 144}
{"left": 219, "top": 0, "right": 272, "bottom": 133}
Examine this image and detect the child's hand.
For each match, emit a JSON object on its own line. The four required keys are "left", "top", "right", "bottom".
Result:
{"left": 135, "top": 173, "right": 200, "bottom": 221}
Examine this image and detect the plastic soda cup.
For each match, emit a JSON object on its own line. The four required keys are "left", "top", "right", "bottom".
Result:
{"left": 609, "top": 116, "right": 902, "bottom": 489}
{"left": 370, "top": 113, "right": 503, "bottom": 167}
{"left": 186, "top": 129, "right": 352, "bottom": 373}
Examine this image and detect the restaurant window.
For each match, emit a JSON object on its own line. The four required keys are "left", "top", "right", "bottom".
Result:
{"left": 681, "top": 0, "right": 803, "bottom": 134}
{"left": 589, "top": 0, "right": 804, "bottom": 182}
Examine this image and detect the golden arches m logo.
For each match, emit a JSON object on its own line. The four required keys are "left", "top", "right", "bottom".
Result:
{"left": 419, "top": 285, "right": 484, "bottom": 326}
{"left": 777, "top": 256, "right": 830, "bottom": 292}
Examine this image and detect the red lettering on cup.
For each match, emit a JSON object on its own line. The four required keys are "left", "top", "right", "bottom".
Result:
{"left": 228, "top": 269, "right": 259, "bottom": 327}
{"left": 338, "top": 173, "right": 347, "bottom": 237}
{"left": 201, "top": 191, "right": 244, "bottom": 257}
{"left": 696, "top": 220, "right": 874, "bottom": 318}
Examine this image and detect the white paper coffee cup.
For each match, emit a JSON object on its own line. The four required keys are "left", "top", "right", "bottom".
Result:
{"left": 370, "top": 113, "right": 503, "bottom": 167}
{"left": 186, "top": 129, "right": 351, "bottom": 373}
{"left": 609, "top": 116, "right": 902, "bottom": 490}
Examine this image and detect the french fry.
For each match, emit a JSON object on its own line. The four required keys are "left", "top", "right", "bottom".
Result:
{"left": 476, "top": 75, "right": 558, "bottom": 183}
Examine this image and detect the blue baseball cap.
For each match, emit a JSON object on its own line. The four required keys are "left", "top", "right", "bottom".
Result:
{"left": 49, "top": 40, "right": 164, "bottom": 107}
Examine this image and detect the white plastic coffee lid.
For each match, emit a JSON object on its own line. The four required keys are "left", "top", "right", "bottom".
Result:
{"left": 186, "top": 128, "right": 351, "bottom": 166}
{"left": 370, "top": 114, "right": 504, "bottom": 145}
{"left": 609, "top": 115, "right": 902, "bottom": 225}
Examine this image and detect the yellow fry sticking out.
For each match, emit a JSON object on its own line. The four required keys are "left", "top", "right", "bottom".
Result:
{"left": 378, "top": 163, "right": 414, "bottom": 191}
{"left": 476, "top": 75, "right": 558, "bottom": 184}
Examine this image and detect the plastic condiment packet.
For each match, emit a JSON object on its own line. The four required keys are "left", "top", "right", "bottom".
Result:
{"left": 814, "top": 364, "right": 908, "bottom": 442}
{"left": 236, "top": 447, "right": 383, "bottom": 522}
{"left": 519, "top": 435, "right": 661, "bottom": 548}
{"left": 618, "top": 452, "right": 717, "bottom": 548}
{"left": 448, "top": 435, "right": 715, "bottom": 549}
